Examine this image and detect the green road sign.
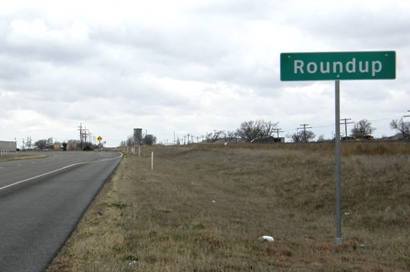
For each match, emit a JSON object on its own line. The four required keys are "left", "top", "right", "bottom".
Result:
{"left": 280, "top": 51, "right": 396, "bottom": 81}
{"left": 279, "top": 50, "right": 397, "bottom": 246}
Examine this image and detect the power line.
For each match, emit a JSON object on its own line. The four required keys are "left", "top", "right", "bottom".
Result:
{"left": 340, "top": 118, "right": 354, "bottom": 137}
{"left": 78, "top": 123, "right": 83, "bottom": 150}
{"left": 298, "top": 123, "right": 312, "bottom": 132}
{"left": 272, "top": 128, "right": 284, "bottom": 138}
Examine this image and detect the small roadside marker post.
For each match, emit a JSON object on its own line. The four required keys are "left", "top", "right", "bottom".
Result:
{"left": 151, "top": 151, "right": 154, "bottom": 170}
{"left": 280, "top": 51, "right": 396, "bottom": 246}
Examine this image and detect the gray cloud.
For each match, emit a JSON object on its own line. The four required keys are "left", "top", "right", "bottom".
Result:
{"left": 91, "top": 23, "right": 283, "bottom": 96}
{"left": 0, "top": 0, "right": 409, "bottom": 145}
{"left": 0, "top": 18, "right": 95, "bottom": 65}
{"left": 193, "top": 0, "right": 281, "bottom": 20}
{"left": 284, "top": 3, "right": 410, "bottom": 48}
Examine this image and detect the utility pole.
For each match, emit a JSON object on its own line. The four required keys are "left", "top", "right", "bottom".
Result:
{"left": 340, "top": 118, "right": 354, "bottom": 138}
{"left": 298, "top": 124, "right": 312, "bottom": 142}
{"left": 84, "top": 126, "right": 89, "bottom": 144}
{"left": 78, "top": 123, "right": 89, "bottom": 150}
{"left": 273, "top": 128, "right": 284, "bottom": 138}
{"left": 27, "top": 136, "right": 32, "bottom": 150}
{"left": 78, "top": 123, "right": 83, "bottom": 150}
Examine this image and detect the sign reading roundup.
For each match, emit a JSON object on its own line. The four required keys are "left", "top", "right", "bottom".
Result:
{"left": 280, "top": 51, "right": 396, "bottom": 81}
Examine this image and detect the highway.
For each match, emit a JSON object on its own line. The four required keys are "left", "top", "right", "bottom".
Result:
{"left": 0, "top": 151, "right": 122, "bottom": 272}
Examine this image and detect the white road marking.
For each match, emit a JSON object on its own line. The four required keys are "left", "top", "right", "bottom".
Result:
{"left": 90, "top": 154, "right": 123, "bottom": 163}
{"left": 0, "top": 162, "right": 86, "bottom": 191}
{"left": 0, "top": 153, "right": 122, "bottom": 191}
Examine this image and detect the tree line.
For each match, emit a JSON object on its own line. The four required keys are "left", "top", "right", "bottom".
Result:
{"left": 32, "top": 138, "right": 98, "bottom": 151}
{"left": 204, "top": 117, "right": 410, "bottom": 144}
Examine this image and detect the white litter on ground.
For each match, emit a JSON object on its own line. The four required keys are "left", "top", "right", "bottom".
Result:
{"left": 128, "top": 260, "right": 138, "bottom": 266}
{"left": 259, "top": 235, "right": 274, "bottom": 242}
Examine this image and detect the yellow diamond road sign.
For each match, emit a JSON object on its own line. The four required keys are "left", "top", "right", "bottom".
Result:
{"left": 97, "top": 136, "right": 103, "bottom": 142}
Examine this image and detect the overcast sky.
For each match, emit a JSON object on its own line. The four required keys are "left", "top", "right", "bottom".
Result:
{"left": 0, "top": 0, "right": 409, "bottom": 146}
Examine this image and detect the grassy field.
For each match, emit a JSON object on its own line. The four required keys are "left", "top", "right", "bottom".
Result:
{"left": 48, "top": 142, "right": 410, "bottom": 271}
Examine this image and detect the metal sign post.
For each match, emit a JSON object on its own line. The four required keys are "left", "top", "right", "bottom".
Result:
{"left": 335, "top": 80, "right": 342, "bottom": 245}
{"left": 280, "top": 50, "right": 396, "bottom": 246}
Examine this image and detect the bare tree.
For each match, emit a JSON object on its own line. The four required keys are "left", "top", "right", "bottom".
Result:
{"left": 225, "top": 130, "right": 239, "bottom": 142}
{"left": 291, "top": 130, "right": 315, "bottom": 143}
{"left": 236, "top": 120, "right": 278, "bottom": 142}
{"left": 351, "top": 119, "right": 374, "bottom": 138}
{"left": 34, "top": 139, "right": 48, "bottom": 150}
{"left": 126, "top": 136, "right": 134, "bottom": 147}
{"left": 206, "top": 130, "right": 225, "bottom": 143}
{"left": 46, "top": 138, "right": 54, "bottom": 146}
{"left": 390, "top": 118, "right": 410, "bottom": 139}
{"left": 25, "top": 136, "right": 32, "bottom": 150}
{"left": 143, "top": 134, "right": 157, "bottom": 145}
{"left": 317, "top": 135, "right": 325, "bottom": 142}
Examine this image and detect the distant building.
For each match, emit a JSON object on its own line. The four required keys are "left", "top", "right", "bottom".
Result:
{"left": 273, "top": 137, "right": 285, "bottom": 143}
{"left": 252, "top": 136, "right": 285, "bottom": 144}
{"left": 380, "top": 133, "right": 407, "bottom": 141}
{"left": 0, "top": 141, "right": 17, "bottom": 152}
{"left": 355, "top": 135, "right": 374, "bottom": 141}
{"left": 67, "top": 140, "right": 80, "bottom": 151}
{"left": 53, "top": 143, "right": 62, "bottom": 151}
{"left": 341, "top": 136, "right": 355, "bottom": 141}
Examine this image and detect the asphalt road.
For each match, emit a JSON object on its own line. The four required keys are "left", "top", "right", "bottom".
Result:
{"left": 0, "top": 151, "right": 122, "bottom": 272}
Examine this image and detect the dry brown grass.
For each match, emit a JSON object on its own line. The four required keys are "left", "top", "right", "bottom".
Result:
{"left": 48, "top": 142, "right": 410, "bottom": 272}
{"left": 0, "top": 152, "right": 47, "bottom": 162}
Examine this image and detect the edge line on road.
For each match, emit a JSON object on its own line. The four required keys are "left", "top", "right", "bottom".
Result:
{"left": 0, "top": 153, "right": 123, "bottom": 191}
{"left": 90, "top": 154, "right": 123, "bottom": 163}
{"left": 0, "top": 162, "right": 87, "bottom": 191}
